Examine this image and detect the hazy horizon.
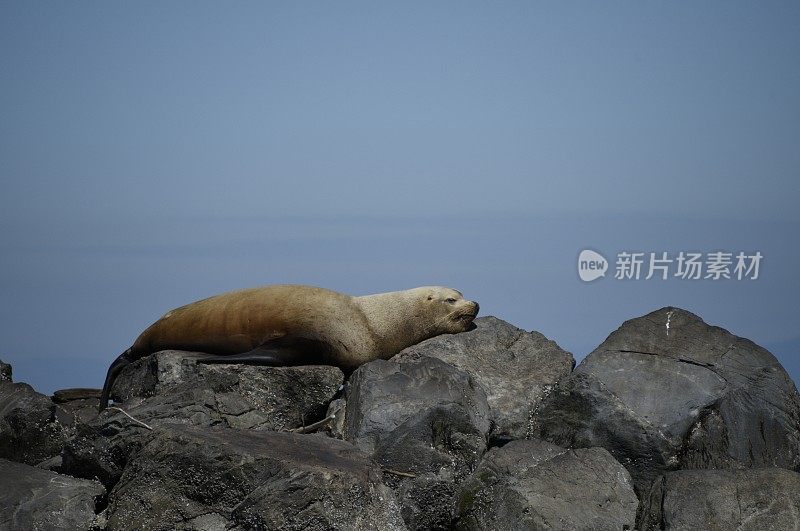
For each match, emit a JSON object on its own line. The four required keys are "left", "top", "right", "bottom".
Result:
{"left": 1, "top": 2, "right": 798, "bottom": 394}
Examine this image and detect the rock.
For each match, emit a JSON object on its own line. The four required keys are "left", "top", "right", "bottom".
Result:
{"left": 639, "top": 468, "right": 800, "bottom": 530}
{"left": 532, "top": 307, "right": 800, "bottom": 495}
{"left": 62, "top": 362, "right": 344, "bottom": 490}
{"left": 0, "top": 359, "right": 10, "bottom": 381}
{"left": 111, "top": 350, "right": 343, "bottom": 429}
{"left": 325, "top": 397, "right": 347, "bottom": 439}
{"left": 345, "top": 356, "right": 491, "bottom": 528}
{"left": 105, "top": 425, "right": 405, "bottom": 530}
{"left": 396, "top": 473, "right": 458, "bottom": 530}
{"left": 455, "top": 439, "right": 638, "bottom": 531}
{"left": 0, "top": 380, "right": 67, "bottom": 466}
{"left": 0, "top": 458, "right": 105, "bottom": 530}
{"left": 396, "top": 316, "right": 574, "bottom": 442}
{"left": 107, "top": 350, "right": 207, "bottom": 401}
{"left": 62, "top": 399, "right": 160, "bottom": 489}
{"left": 52, "top": 388, "right": 102, "bottom": 402}
{"left": 54, "top": 396, "right": 103, "bottom": 429}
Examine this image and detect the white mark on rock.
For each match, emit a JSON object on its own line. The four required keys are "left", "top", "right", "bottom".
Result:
{"left": 666, "top": 310, "right": 674, "bottom": 336}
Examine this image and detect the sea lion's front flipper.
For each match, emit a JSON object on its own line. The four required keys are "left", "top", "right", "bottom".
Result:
{"left": 196, "top": 346, "right": 292, "bottom": 366}
{"left": 197, "top": 336, "right": 330, "bottom": 366}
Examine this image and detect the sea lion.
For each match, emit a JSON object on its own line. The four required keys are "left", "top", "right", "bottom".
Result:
{"left": 100, "top": 284, "right": 479, "bottom": 409}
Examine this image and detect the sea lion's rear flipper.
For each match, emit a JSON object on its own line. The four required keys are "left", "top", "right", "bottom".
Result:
{"left": 99, "top": 348, "right": 136, "bottom": 411}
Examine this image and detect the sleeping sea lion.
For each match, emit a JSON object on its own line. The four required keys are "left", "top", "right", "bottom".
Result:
{"left": 100, "top": 284, "right": 479, "bottom": 409}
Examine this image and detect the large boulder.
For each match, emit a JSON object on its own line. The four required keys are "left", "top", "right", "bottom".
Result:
{"left": 63, "top": 361, "right": 343, "bottom": 489}
{"left": 345, "top": 356, "right": 491, "bottom": 529}
{"left": 106, "top": 425, "right": 405, "bottom": 530}
{"left": 639, "top": 468, "right": 800, "bottom": 530}
{"left": 110, "top": 350, "right": 344, "bottom": 429}
{"left": 0, "top": 458, "right": 105, "bottom": 530}
{"left": 455, "top": 439, "right": 638, "bottom": 531}
{"left": 532, "top": 307, "right": 800, "bottom": 494}
{"left": 0, "top": 379, "right": 68, "bottom": 466}
{"left": 397, "top": 316, "right": 574, "bottom": 442}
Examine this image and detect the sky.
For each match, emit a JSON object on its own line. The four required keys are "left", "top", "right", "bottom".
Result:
{"left": 1, "top": 2, "right": 798, "bottom": 394}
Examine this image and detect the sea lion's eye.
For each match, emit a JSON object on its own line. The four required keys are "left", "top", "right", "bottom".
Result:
{"left": 446, "top": 298, "right": 457, "bottom": 303}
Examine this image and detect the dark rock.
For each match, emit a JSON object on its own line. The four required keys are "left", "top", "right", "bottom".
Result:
{"left": 105, "top": 425, "right": 404, "bottom": 530}
{"left": 62, "top": 361, "right": 344, "bottom": 490}
{"left": 52, "top": 388, "right": 102, "bottom": 402}
{"left": 345, "top": 356, "right": 491, "bottom": 528}
{"left": 325, "top": 397, "right": 347, "bottom": 439}
{"left": 396, "top": 473, "right": 457, "bottom": 530}
{"left": 108, "top": 350, "right": 206, "bottom": 401}
{"left": 532, "top": 307, "right": 800, "bottom": 495}
{"left": 0, "top": 380, "right": 67, "bottom": 466}
{"left": 455, "top": 439, "right": 638, "bottom": 531}
{"left": 396, "top": 316, "right": 574, "bottom": 442}
{"left": 0, "top": 458, "right": 105, "bottom": 530}
{"left": 639, "top": 468, "right": 800, "bottom": 530}
{"left": 62, "top": 400, "right": 160, "bottom": 489}
{"left": 0, "top": 359, "right": 10, "bottom": 381}
{"left": 111, "top": 350, "right": 343, "bottom": 429}
{"left": 54, "top": 396, "right": 103, "bottom": 428}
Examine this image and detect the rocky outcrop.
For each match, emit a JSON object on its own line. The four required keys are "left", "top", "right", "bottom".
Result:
{"left": 345, "top": 356, "right": 491, "bottom": 529}
{"left": 0, "top": 458, "right": 105, "bottom": 530}
{"left": 2, "top": 310, "right": 799, "bottom": 530}
{"left": 396, "top": 316, "right": 574, "bottom": 443}
{"left": 455, "top": 439, "right": 639, "bottom": 531}
{"left": 532, "top": 307, "right": 800, "bottom": 494}
{"left": 106, "top": 425, "right": 404, "bottom": 530}
{"left": 63, "top": 359, "right": 343, "bottom": 489}
{"left": 639, "top": 468, "right": 800, "bottom": 530}
{"left": 0, "top": 378, "right": 68, "bottom": 466}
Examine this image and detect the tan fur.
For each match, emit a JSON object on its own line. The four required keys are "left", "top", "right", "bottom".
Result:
{"left": 101, "top": 285, "right": 478, "bottom": 408}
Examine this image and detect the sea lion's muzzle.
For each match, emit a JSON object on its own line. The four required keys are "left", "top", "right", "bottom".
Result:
{"left": 456, "top": 301, "right": 480, "bottom": 323}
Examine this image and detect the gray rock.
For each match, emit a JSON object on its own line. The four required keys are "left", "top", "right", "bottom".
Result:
{"left": 396, "top": 316, "right": 574, "bottom": 442}
{"left": 325, "top": 397, "right": 347, "bottom": 439}
{"left": 455, "top": 439, "right": 638, "bottom": 531}
{"left": 106, "top": 425, "right": 405, "bottom": 530}
{"left": 52, "top": 388, "right": 102, "bottom": 402}
{"left": 62, "top": 396, "right": 168, "bottom": 489}
{"left": 639, "top": 468, "right": 800, "bottom": 530}
{"left": 111, "top": 350, "right": 344, "bottom": 430}
{"left": 532, "top": 307, "right": 800, "bottom": 494}
{"left": 62, "top": 361, "right": 344, "bottom": 489}
{"left": 0, "top": 380, "right": 67, "bottom": 465}
{"left": 108, "top": 349, "right": 207, "bottom": 401}
{"left": 54, "top": 396, "right": 103, "bottom": 429}
{"left": 345, "top": 356, "right": 491, "bottom": 529}
{"left": 396, "top": 473, "right": 458, "bottom": 530}
{"left": 0, "top": 359, "right": 10, "bottom": 381}
{"left": 0, "top": 458, "right": 105, "bottom": 531}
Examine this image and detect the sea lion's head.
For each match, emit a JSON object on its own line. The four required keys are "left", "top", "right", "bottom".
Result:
{"left": 421, "top": 286, "right": 480, "bottom": 333}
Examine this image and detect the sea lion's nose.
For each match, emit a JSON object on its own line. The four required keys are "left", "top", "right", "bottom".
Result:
{"left": 473, "top": 301, "right": 480, "bottom": 314}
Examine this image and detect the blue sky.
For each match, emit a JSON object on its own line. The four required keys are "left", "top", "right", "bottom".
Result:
{"left": 1, "top": 2, "right": 798, "bottom": 394}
